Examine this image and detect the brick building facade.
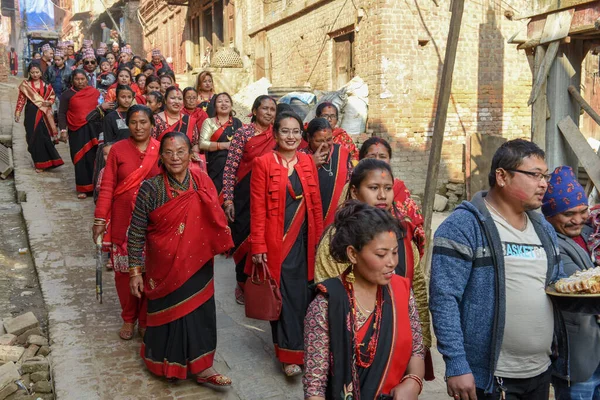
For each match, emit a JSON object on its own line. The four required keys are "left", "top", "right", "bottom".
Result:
{"left": 137, "top": 0, "right": 579, "bottom": 199}
{"left": 242, "top": 0, "right": 533, "bottom": 197}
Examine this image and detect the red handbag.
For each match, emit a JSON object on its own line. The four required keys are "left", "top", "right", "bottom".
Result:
{"left": 244, "top": 261, "right": 282, "bottom": 321}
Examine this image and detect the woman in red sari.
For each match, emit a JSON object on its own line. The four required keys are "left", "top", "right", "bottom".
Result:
{"left": 182, "top": 87, "right": 208, "bottom": 133}
{"left": 196, "top": 71, "right": 215, "bottom": 117}
{"left": 359, "top": 137, "right": 425, "bottom": 257}
{"left": 127, "top": 131, "right": 234, "bottom": 388}
{"left": 222, "top": 95, "right": 277, "bottom": 304}
{"left": 301, "top": 117, "right": 352, "bottom": 227}
{"left": 199, "top": 92, "right": 242, "bottom": 200}
{"left": 15, "top": 62, "right": 64, "bottom": 172}
{"left": 93, "top": 105, "right": 161, "bottom": 340}
{"left": 152, "top": 86, "right": 204, "bottom": 170}
{"left": 316, "top": 102, "right": 358, "bottom": 162}
{"left": 249, "top": 111, "right": 323, "bottom": 377}
{"left": 59, "top": 69, "right": 110, "bottom": 198}
{"left": 304, "top": 201, "right": 425, "bottom": 400}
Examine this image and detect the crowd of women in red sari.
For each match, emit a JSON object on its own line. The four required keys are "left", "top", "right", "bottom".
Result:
{"left": 15, "top": 41, "right": 432, "bottom": 398}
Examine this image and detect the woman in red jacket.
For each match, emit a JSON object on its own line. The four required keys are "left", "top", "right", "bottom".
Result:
{"left": 248, "top": 111, "right": 323, "bottom": 377}
{"left": 92, "top": 105, "right": 161, "bottom": 340}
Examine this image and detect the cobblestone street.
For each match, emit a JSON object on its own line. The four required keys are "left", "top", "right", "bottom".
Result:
{"left": 3, "top": 80, "right": 448, "bottom": 399}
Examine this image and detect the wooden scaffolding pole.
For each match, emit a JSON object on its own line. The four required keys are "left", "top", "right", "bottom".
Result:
{"left": 421, "top": 0, "right": 465, "bottom": 273}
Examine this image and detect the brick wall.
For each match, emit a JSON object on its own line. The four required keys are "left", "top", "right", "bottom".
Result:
{"left": 243, "top": 0, "right": 533, "bottom": 197}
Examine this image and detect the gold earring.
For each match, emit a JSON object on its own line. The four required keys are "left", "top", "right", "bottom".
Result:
{"left": 347, "top": 264, "right": 356, "bottom": 283}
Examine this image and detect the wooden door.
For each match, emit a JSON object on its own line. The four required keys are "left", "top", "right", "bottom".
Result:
{"left": 191, "top": 16, "right": 200, "bottom": 68}
{"left": 226, "top": 0, "right": 234, "bottom": 45}
{"left": 212, "top": 0, "right": 224, "bottom": 49}
{"left": 333, "top": 33, "right": 354, "bottom": 89}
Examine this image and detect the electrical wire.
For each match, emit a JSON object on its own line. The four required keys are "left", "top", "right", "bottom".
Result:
{"left": 306, "top": 0, "right": 349, "bottom": 83}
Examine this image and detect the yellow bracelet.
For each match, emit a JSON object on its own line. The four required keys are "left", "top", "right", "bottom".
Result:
{"left": 129, "top": 267, "right": 143, "bottom": 278}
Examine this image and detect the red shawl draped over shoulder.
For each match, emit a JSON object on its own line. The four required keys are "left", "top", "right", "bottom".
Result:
{"left": 67, "top": 86, "right": 100, "bottom": 131}
{"left": 144, "top": 169, "right": 234, "bottom": 301}
{"left": 393, "top": 178, "right": 425, "bottom": 258}
{"left": 18, "top": 80, "right": 58, "bottom": 139}
{"left": 236, "top": 126, "right": 275, "bottom": 183}
{"left": 182, "top": 107, "right": 208, "bottom": 132}
{"left": 95, "top": 139, "right": 161, "bottom": 247}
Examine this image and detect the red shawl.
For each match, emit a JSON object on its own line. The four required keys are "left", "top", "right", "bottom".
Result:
{"left": 18, "top": 80, "right": 58, "bottom": 139}
{"left": 236, "top": 125, "right": 275, "bottom": 182}
{"left": 393, "top": 178, "right": 426, "bottom": 258}
{"left": 182, "top": 107, "right": 208, "bottom": 132}
{"left": 145, "top": 169, "right": 234, "bottom": 300}
{"left": 99, "top": 139, "right": 160, "bottom": 246}
{"left": 209, "top": 119, "right": 231, "bottom": 142}
{"left": 67, "top": 86, "right": 100, "bottom": 131}
{"left": 156, "top": 113, "right": 195, "bottom": 142}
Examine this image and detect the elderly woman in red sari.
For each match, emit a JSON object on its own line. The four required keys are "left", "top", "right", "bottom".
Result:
{"left": 304, "top": 201, "right": 425, "bottom": 399}
{"left": 199, "top": 92, "right": 242, "bottom": 200}
{"left": 93, "top": 105, "right": 161, "bottom": 340}
{"left": 59, "top": 69, "right": 112, "bottom": 198}
{"left": 127, "top": 131, "right": 234, "bottom": 388}
{"left": 249, "top": 111, "right": 323, "bottom": 377}
{"left": 301, "top": 117, "right": 352, "bottom": 227}
{"left": 15, "top": 62, "right": 64, "bottom": 172}
{"left": 222, "top": 95, "right": 277, "bottom": 304}
{"left": 315, "top": 102, "right": 358, "bottom": 162}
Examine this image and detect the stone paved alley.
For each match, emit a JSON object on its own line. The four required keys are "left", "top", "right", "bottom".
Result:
{"left": 2, "top": 79, "right": 449, "bottom": 399}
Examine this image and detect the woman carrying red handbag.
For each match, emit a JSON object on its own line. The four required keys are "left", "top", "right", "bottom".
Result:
{"left": 248, "top": 111, "right": 323, "bottom": 377}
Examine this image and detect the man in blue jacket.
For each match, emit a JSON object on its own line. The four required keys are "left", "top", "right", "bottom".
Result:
{"left": 430, "top": 139, "right": 567, "bottom": 400}
{"left": 542, "top": 165, "right": 600, "bottom": 399}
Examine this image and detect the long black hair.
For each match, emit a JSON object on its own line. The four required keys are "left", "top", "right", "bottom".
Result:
{"left": 329, "top": 200, "right": 401, "bottom": 263}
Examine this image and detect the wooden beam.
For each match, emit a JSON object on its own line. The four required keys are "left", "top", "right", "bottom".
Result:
{"left": 558, "top": 116, "right": 600, "bottom": 189}
{"left": 515, "top": 0, "right": 597, "bottom": 20}
{"left": 568, "top": 84, "right": 600, "bottom": 126}
{"left": 517, "top": 36, "right": 571, "bottom": 50}
{"left": 421, "top": 0, "right": 465, "bottom": 274}
{"left": 528, "top": 41, "right": 560, "bottom": 105}
{"left": 532, "top": 45, "right": 548, "bottom": 148}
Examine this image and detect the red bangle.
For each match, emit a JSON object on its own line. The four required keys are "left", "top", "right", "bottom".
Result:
{"left": 401, "top": 374, "right": 423, "bottom": 394}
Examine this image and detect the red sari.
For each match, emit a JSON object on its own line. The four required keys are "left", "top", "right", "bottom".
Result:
{"left": 332, "top": 127, "right": 359, "bottom": 161}
{"left": 16, "top": 80, "right": 64, "bottom": 169}
{"left": 316, "top": 274, "right": 413, "bottom": 399}
{"left": 95, "top": 138, "right": 160, "bottom": 326}
{"left": 144, "top": 170, "right": 233, "bottom": 302}
{"left": 182, "top": 107, "right": 208, "bottom": 133}
{"left": 65, "top": 86, "right": 101, "bottom": 192}
{"left": 393, "top": 178, "right": 425, "bottom": 258}
{"left": 230, "top": 128, "right": 276, "bottom": 275}
{"left": 248, "top": 151, "right": 323, "bottom": 364}
{"left": 136, "top": 169, "right": 234, "bottom": 379}
{"left": 95, "top": 138, "right": 161, "bottom": 266}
